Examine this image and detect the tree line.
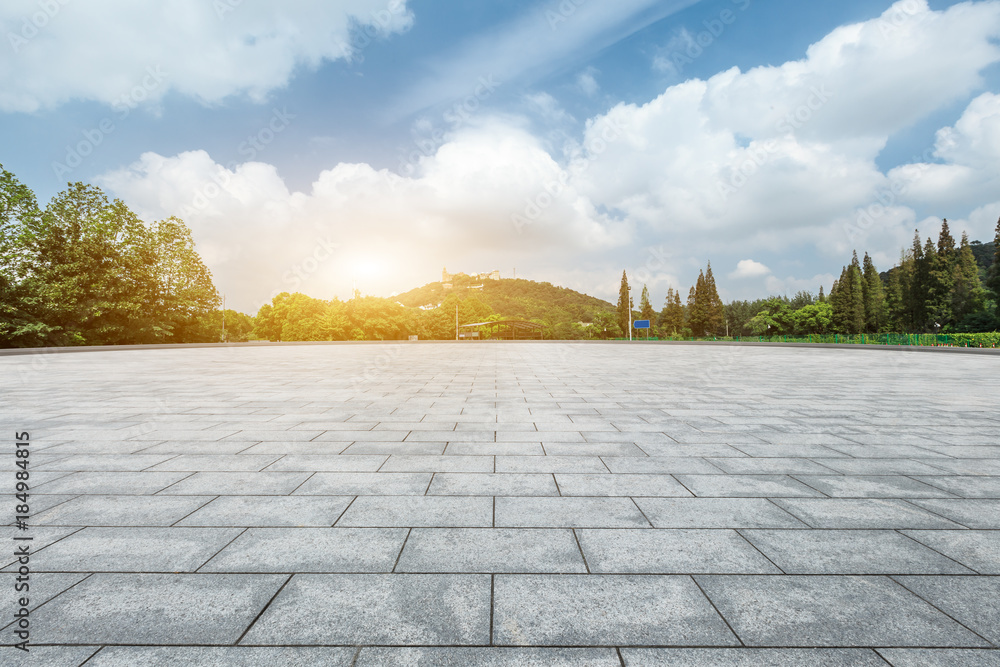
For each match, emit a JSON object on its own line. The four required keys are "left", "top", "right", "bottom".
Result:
{"left": 1, "top": 165, "right": 223, "bottom": 347}
{"left": 2, "top": 164, "right": 998, "bottom": 347}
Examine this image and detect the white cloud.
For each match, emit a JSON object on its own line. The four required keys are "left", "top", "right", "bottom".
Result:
{"left": 96, "top": 0, "right": 1000, "bottom": 308}
{"left": 98, "top": 120, "right": 626, "bottom": 312}
{"left": 577, "top": 68, "right": 600, "bottom": 97}
{"left": 730, "top": 260, "right": 771, "bottom": 279}
{"left": 0, "top": 0, "right": 413, "bottom": 112}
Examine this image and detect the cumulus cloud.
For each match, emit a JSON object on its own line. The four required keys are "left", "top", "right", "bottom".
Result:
{"left": 0, "top": 0, "right": 413, "bottom": 112}
{"left": 97, "top": 121, "right": 626, "bottom": 312}
{"left": 730, "top": 260, "right": 771, "bottom": 279}
{"left": 96, "top": 1, "right": 1000, "bottom": 308}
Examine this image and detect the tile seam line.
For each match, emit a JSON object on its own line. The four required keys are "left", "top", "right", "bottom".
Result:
{"left": 690, "top": 574, "right": 746, "bottom": 647}
{"left": 193, "top": 526, "right": 250, "bottom": 573}
{"left": 887, "top": 575, "right": 996, "bottom": 647}
{"left": 234, "top": 573, "right": 295, "bottom": 646}
{"left": 892, "top": 530, "right": 984, "bottom": 575}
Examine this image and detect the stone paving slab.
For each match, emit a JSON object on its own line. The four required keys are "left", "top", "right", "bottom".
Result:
{"left": 241, "top": 573, "right": 491, "bottom": 645}
{"left": 2, "top": 342, "right": 998, "bottom": 659}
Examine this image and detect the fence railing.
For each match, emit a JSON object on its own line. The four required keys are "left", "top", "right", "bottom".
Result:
{"left": 614, "top": 333, "right": 1000, "bottom": 347}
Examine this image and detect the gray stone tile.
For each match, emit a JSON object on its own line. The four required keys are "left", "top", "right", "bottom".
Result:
{"left": 137, "top": 440, "right": 261, "bottom": 455}
{"left": 554, "top": 473, "right": 693, "bottom": 497}
{"left": 742, "top": 530, "right": 974, "bottom": 574}
{"left": 262, "top": 455, "right": 387, "bottom": 471}
{"left": 380, "top": 455, "right": 494, "bottom": 472}
{"left": 824, "top": 444, "right": 950, "bottom": 458}
{"left": 33, "top": 471, "right": 191, "bottom": 495}
{"left": 446, "top": 442, "right": 545, "bottom": 456}
{"left": 86, "top": 647, "right": 356, "bottom": 666}
{"left": 0, "top": 646, "right": 100, "bottom": 667}
{"left": 601, "top": 457, "right": 722, "bottom": 474}
{"left": 496, "top": 456, "right": 608, "bottom": 473}
{"left": 496, "top": 497, "right": 650, "bottom": 527}
{"left": 813, "top": 459, "right": 954, "bottom": 475}
{"left": 33, "top": 494, "right": 213, "bottom": 526}
{"left": 293, "top": 472, "right": 431, "bottom": 495}
{"left": 915, "top": 476, "right": 1000, "bottom": 498}
{"left": 242, "top": 573, "right": 490, "bottom": 645}
{"left": 201, "top": 528, "right": 406, "bottom": 573}
{"left": 158, "top": 472, "right": 312, "bottom": 495}
{"left": 732, "top": 444, "right": 848, "bottom": 457}
{"left": 635, "top": 498, "right": 808, "bottom": 529}
{"left": 578, "top": 529, "right": 780, "bottom": 574}
{"left": 29, "top": 573, "right": 286, "bottom": 644}
{"left": 675, "top": 475, "right": 824, "bottom": 497}
{"left": 621, "top": 648, "right": 887, "bottom": 666}
{"left": 341, "top": 442, "right": 448, "bottom": 455}
{"left": 427, "top": 473, "right": 558, "bottom": 496}
{"left": 707, "top": 458, "right": 840, "bottom": 475}
{"left": 894, "top": 576, "right": 1000, "bottom": 644}
{"left": 178, "top": 496, "right": 353, "bottom": 527}
{"left": 0, "top": 571, "right": 88, "bottom": 612}
{"left": 396, "top": 528, "right": 586, "bottom": 573}
{"left": 237, "top": 441, "right": 353, "bottom": 455}
{"left": 494, "top": 574, "right": 738, "bottom": 646}
{"left": 771, "top": 498, "right": 965, "bottom": 529}
{"left": 356, "top": 647, "right": 620, "bottom": 667}
{"left": 0, "top": 527, "right": 84, "bottom": 568}
{"left": 336, "top": 496, "right": 493, "bottom": 527}
{"left": 696, "top": 575, "right": 990, "bottom": 646}
{"left": 22, "top": 526, "right": 242, "bottom": 572}
{"left": 908, "top": 499, "right": 1000, "bottom": 528}
{"left": 33, "top": 454, "right": 175, "bottom": 471}
{"left": 876, "top": 649, "right": 1000, "bottom": 667}
{"left": 793, "top": 475, "right": 957, "bottom": 498}
{"left": 543, "top": 442, "right": 650, "bottom": 456}
{"left": 147, "top": 455, "right": 282, "bottom": 471}
{"left": 919, "top": 459, "right": 1000, "bottom": 475}
{"left": 902, "top": 531, "right": 1000, "bottom": 573}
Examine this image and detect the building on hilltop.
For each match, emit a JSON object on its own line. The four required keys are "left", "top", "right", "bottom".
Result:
{"left": 443, "top": 267, "right": 501, "bottom": 283}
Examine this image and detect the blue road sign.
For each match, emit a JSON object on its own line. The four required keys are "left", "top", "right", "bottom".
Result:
{"left": 633, "top": 320, "right": 651, "bottom": 329}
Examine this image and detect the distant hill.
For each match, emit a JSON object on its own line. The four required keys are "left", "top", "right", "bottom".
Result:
{"left": 395, "top": 277, "right": 614, "bottom": 324}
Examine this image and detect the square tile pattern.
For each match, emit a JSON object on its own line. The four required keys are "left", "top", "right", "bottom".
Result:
{"left": 2, "top": 342, "right": 998, "bottom": 661}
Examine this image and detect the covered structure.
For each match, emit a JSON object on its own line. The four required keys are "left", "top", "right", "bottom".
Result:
{"left": 459, "top": 319, "right": 546, "bottom": 341}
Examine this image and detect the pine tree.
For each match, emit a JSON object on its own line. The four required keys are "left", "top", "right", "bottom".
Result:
{"left": 703, "top": 261, "right": 724, "bottom": 335}
{"left": 615, "top": 270, "right": 630, "bottom": 337}
{"left": 685, "top": 285, "right": 697, "bottom": 336}
{"left": 639, "top": 284, "right": 655, "bottom": 323}
{"left": 925, "top": 233, "right": 952, "bottom": 329}
{"left": 937, "top": 219, "right": 956, "bottom": 258}
{"left": 848, "top": 253, "right": 866, "bottom": 334}
{"left": 862, "top": 252, "right": 886, "bottom": 333}
{"left": 951, "top": 232, "right": 985, "bottom": 322}
{"left": 688, "top": 271, "right": 708, "bottom": 336}
{"left": 909, "top": 231, "right": 929, "bottom": 330}
{"left": 885, "top": 267, "right": 905, "bottom": 332}
{"left": 817, "top": 286, "right": 825, "bottom": 303}
{"left": 830, "top": 268, "right": 849, "bottom": 333}
{"left": 988, "top": 218, "right": 1000, "bottom": 312}
{"left": 660, "top": 288, "right": 685, "bottom": 335}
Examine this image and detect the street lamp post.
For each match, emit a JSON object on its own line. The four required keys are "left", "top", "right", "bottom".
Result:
{"left": 628, "top": 285, "right": 632, "bottom": 342}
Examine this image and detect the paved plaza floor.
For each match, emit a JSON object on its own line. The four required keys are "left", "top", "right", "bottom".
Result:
{"left": 1, "top": 342, "right": 999, "bottom": 666}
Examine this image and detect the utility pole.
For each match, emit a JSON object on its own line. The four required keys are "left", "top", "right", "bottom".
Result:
{"left": 628, "top": 286, "right": 633, "bottom": 342}
{"left": 221, "top": 294, "right": 226, "bottom": 343}
{"left": 455, "top": 304, "right": 459, "bottom": 341}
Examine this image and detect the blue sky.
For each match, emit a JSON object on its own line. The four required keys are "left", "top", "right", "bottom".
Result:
{"left": 3, "top": 0, "right": 1000, "bottom": 312}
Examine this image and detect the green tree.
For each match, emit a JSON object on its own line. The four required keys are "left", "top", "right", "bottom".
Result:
{"left": 659, "top": 288, "right": 685, "bottom": 335}
{"left": 951, "top": 232, "right": 985, "bottom": 322}
{"left": 988, "top": 218, "right": 1000, "bottom": 314}
{"left": 924, "top": 234, "right": 951, "bottom": 330}
{"left": 791, "top": 302, "right": 833, "bottom": 334}
{"left": 687, "top": 271, "right": 707, "bottom": 336}
{"left": 862, "top": 252, "right": 886, "bottom": 333}
{"left": 702, "top": 262, "right": 724, "bottom": 335}
{"left": 639, "top": 284, "right": 655, "bottom": 323}
{"left": 615, "top": 271, "right": 631, "bottom": 336}
{"left": 908, "top": 231, "right": 929, "bottom": 329}
{"left": 830, "top": 254, "right": 865, "bottom": 334}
